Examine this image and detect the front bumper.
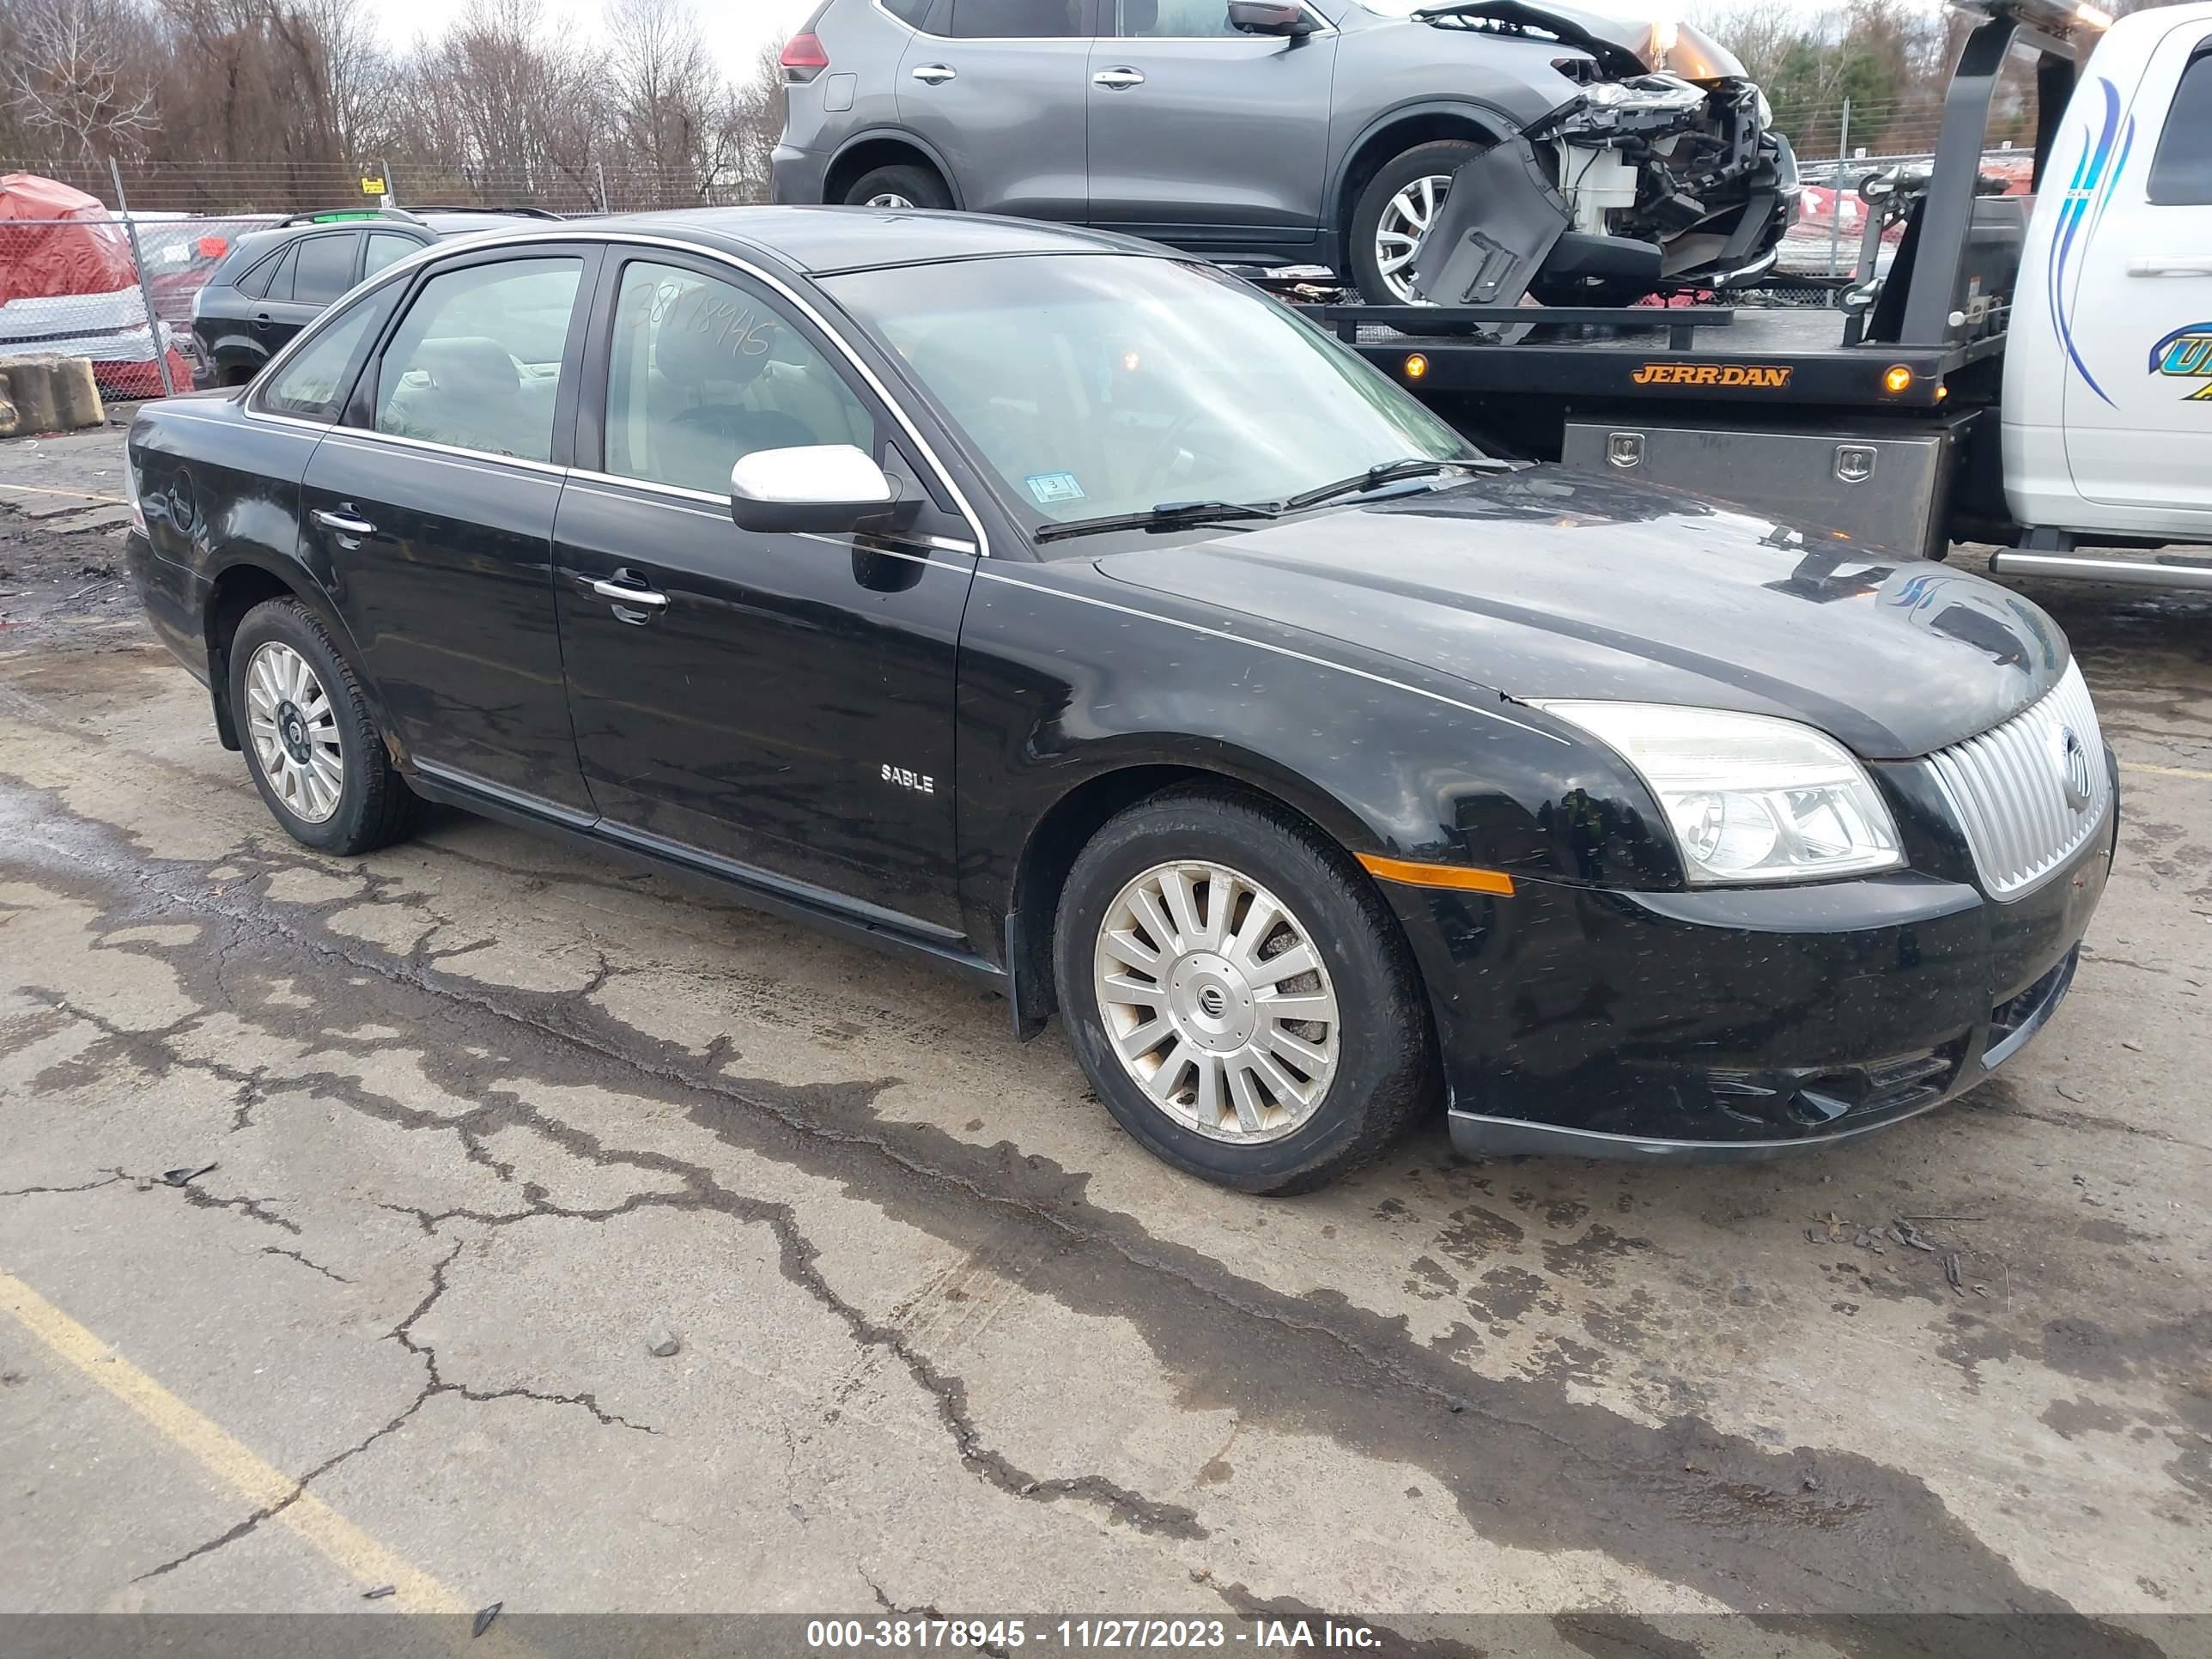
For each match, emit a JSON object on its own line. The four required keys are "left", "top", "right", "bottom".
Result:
{"left": 1383, "top": 791, "right": 2116, "bottom": 1159}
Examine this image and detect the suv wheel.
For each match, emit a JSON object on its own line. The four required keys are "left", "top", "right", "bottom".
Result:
{"left": 1054, "top": 788, "right": 1438, "bottom": 1194}
{"left": 228, "top": 599, "right": 420, "bottom": 856}
{"left": 1349, "top": 140, "right": 1483, "bottom": 306}
{"left": 842, "top": 164, "right": 951, "bottom": 210}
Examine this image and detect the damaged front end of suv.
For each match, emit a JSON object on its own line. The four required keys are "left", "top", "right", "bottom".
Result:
{"left": 1396, "top": 2, "right": 1798, "bottom": 309}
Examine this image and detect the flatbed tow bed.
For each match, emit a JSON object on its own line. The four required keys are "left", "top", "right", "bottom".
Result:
{"left": 1296, "top": 0, "right": 2212, "bottom": 590}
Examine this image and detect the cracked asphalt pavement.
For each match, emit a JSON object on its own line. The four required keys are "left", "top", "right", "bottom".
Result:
{"left": 1, "top": 430, "right": 2209, "bottom": 1647}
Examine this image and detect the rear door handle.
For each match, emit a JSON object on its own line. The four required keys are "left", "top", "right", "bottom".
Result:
{"left": 2129, "top": 257, "right": 2212, "bottom": 277}
{"left": 910, "top": 63, "right": 956, "bottom": 83}
{"left": 311, "top": 508, "right": 377, "bottom": 538}
{"left": 1092, "top": 67, "right": 1145, "bottom": 88}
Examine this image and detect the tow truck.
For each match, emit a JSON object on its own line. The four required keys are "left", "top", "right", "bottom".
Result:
{"left": 1310, "top": 0, "right": 2212, "bottom": 591}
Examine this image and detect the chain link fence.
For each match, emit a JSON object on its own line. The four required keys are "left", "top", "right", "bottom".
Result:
{"left": 2, "top": 212, "right": 277, "bottom": 402}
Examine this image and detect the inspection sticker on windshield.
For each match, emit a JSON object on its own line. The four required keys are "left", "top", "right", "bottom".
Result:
{"left": 1024, "top": 472, "right": 1086, "bottom": 506}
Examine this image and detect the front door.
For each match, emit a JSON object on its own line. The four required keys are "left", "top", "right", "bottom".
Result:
{"left": 298, "top": 246, "right": 599, "bottom": 815}
{"left": 1085, "top": 0, "right": 1337, "bottom": 248}
{"left": 895, "top": 0, "right": 1096, "bottom": 220}
{"left": 553, "top": 254, "right": 977, "bottom": 935}
{"left": 2061, "top": 18, "right": 2212, "bottom": 521}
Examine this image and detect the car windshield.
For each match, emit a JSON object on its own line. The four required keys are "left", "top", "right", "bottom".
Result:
{"left": 820, "top": 254, "right": 1482, "bottom": 531}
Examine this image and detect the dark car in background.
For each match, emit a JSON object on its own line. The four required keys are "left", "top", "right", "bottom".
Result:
{"left": 189, "top": 206, "right": 561, "bottom": 386}
{"left": 125, "top": 209, "right": 2112, "bottom": 1193}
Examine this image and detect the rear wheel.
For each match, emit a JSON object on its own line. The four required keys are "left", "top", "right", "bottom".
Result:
{"left": 842, "top": 164, "right": 951, "bottom": 210}
{"left": 228, "top": 599, "right": 419, "bottom": 856}
{"left": 1054, "top": 788, "right": 1439, "bottom": 1194}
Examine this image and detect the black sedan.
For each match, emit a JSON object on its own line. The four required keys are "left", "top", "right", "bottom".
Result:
{"left": 123, "top": 210, "right": 2115, "bottom": 1194}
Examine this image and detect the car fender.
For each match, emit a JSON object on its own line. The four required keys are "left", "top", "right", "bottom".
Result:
{"left": 1323, "top": 97, "right": 1524, "bottom": 237}
{"left": 827, "top": 126, "right": 968, "bottom": 210}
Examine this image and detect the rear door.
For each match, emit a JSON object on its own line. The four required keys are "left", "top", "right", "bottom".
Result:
{"left": 895, "top": 0, "right": 1096, "bottom": 219}
{"left": 297, "top": 245, "right": 600, "bottom": 816}
{"left": 553, "top": 251, "right": 978, "bottom": 934}
{"left": 252, "top": 230, "right": 362, "bottom": 355}
{"left": 2061, "top": 19, "right": 2212, "bottom": 520}
{"left": 1085, "top": 0, "right": 1337, "bottom": 248}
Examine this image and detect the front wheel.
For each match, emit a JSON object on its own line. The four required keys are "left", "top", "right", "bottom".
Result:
{"left": 1348, "top": 140, "right": 1481, "bottom": 306}
{"left": 1054, "top": 789, "right": 1439, "bottom": 1194}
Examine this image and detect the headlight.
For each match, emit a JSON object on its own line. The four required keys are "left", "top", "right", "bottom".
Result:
{"left": 1543, "top": 702, "right": 1905, "bottom": 885}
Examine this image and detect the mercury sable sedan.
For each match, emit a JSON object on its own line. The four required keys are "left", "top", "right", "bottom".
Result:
{"left": 124, "top": 209, "right": 2115, "bottom": 1194}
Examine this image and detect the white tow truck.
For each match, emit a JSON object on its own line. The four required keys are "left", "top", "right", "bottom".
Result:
{"left": 1317, "top": 0, "right": 2212, "bottom": 590}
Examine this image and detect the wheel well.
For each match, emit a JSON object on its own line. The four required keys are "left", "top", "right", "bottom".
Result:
{"left": 1006, "top": 764, "right": 1359, "bottom": 1023}
{"left": 823, "top": 140, "right": 950, "bottom": 207}
{"left": 220, "top": 363, "right": 256, "bottom": 387}
{"left": 204, "top": 564, "right": 299, "bottom": 749}
{"left": 1334, "top": 114, "right": 1500, "bottom": 274}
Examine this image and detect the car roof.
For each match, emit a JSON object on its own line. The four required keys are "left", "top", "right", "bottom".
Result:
{"left": 564, "top": 206, "right": 1170, "bottom": 276}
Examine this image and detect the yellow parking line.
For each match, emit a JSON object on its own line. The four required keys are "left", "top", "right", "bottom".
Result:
{"left": 0, "top": 482, "right": 130, "bottom": 507}
{"left": 0, "top": 1269, "right": 465, "bottom": 1613}
{"left": 2122, "top": 761, "right": 2212, "bottom": 783}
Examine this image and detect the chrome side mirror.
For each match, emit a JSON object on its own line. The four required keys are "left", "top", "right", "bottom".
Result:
{"left": 729, "top": 444, "right": 896, "bottom": 535}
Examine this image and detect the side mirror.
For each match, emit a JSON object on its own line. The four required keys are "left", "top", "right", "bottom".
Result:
{"left": 1227, "top": 1, "right": 1316, "bottom": 35}
{"left": 729, "top": 444, "right": 896, "bottom": 535}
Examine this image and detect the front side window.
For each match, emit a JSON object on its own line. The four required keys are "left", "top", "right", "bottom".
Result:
{"left": 947, "top": 0, "right": 1085, "bottom": 37}
{"left": 1117, "top": 0, "right": 1243, "bottom": 37}
{"left": 255, "top": 286, "right": 399, "bottom": 421}
{"left": 373, "top": 257, "right": 583, "bottom": 461}
{"left": 2149, "top": 46, "right": 2212, "bottom": 206}
{"left": 823, "top": 253, "right": 1478, "bottom": 530}
{"left": 602, "top": 260, "right": 873, "bottom": 496}
{"left": 292, "top": 233, "right": 358, "bottom": 304}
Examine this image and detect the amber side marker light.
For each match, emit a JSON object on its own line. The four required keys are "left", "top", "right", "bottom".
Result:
{"left": 1883, "top": 365, "right": 1916, "bottom": 395}
{"left": 1404, "top": 353, "right": 1429, "bottom": 380}
{"left": 1357, "top": 854, "right": 1516, "bottom": 896}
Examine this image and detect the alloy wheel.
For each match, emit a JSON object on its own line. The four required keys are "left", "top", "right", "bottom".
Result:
{"left": 865, "top": 192, "right": 916, "bottom": 209}
{"left": 1375, "top": 173, "right": 1454, "bottom": 303}
{"left": 1091, "top": 860, "right": 1341, "bottom": 1144}
{"left": 244, "top": 641, "right": 344, "bottom": 824}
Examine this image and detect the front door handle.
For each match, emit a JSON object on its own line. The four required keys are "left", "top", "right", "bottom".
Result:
{"left": 2130, "top": 256, "right": 2212, "bottom": 277}
{"left": 1092, "top": 67, "right": 1146, "bottom": 88}
{"left": 910, "top": 63, "right": 956, "bottom": 83}
{"left": 312, "top": 507, "right": 377, "bottom": 538}
{"left": 588, "top": 574, "right": 670, "bottom": 617}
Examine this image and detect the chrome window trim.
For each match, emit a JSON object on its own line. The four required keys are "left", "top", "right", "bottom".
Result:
{"left": 570, "top": 476, "right": 980, "bottom": 558}
{"left": 321, "top": 428, "right": 568, "bottom": 482}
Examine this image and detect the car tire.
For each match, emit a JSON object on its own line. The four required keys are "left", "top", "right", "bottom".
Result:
{"left": 1053, "top": 787, "right": 1439, "bottom": 1194}
{"left": 842, "top": 165, "right": 952, "bottom": 211}
{"left": 1348, "top": 139, "right": 1484, "bottom": 307}
{"left": 228, "top": 598, "right": 420, "bottom": 857}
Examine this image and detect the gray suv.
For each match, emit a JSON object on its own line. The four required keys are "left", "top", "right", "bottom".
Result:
{"left": 771, "top": 0, "right": 1796, "bottom": 306}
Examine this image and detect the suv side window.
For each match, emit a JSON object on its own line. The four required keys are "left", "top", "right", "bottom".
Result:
{"left": 363, "top": 231, "right": 421, "bottom": 278}
{"left": 883, "top": 0, "right": 932, "bottom": 21}
{"left": 947, "top": 0, "right": 1085, "bottom": 37}
{"left": 234, "top": 246, "right": 284, "bottom": 299}
{"left": 258, "top": 242, "right": 301, "bottom": 302}
{"left": 292, "top": 233, "right": 359, "bottom": 304}
{"left": 1116, "top": 0, "right": 1240, "bottom": 36}
{"left": 373, "top": 257, "right": 585, "bottom": 461}
{"left": 2149, "top": 46, "right": 2212, "bottom": 206}
{"left": 601, "top": 259, "right": 873, "bottom": 496}
{"left": 255, "top": 286, "right": 402, "bottom": 422}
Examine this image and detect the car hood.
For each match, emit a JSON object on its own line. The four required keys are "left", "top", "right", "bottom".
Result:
{"left": 1091, "top": 467, "right": 2069, "bottom": 762}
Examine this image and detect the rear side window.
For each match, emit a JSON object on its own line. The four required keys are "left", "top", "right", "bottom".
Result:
{"left": 256, "top": 243, "right": 301, "bottom": 301}
{"left": 2149, "top": 46, "right": 2212, "bottom": 206}
{"left": 884, "top": 0, "right": 932, "bottom": 21}
{"left": 374, "top": 257, "right": 584, "bottom": 461}
{"left": 234, "top": 246, "right": 283, "bottom": 299}
{"left": 364, "top": 231, "right": 422, "bottom": 277}
{"left": 947, "top": 0, "right": 1084, "bottom": 36}
{"left": 255, "top": 287, "right": 400, "bottom": 422}
{"left": 292, "top": 234, "right": 358, "bottom": 303}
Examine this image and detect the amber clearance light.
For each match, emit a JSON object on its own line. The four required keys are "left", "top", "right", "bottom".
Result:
{"left": 1883, "top": 365, "right": 1916, "bottom": 395}
{"left": 1404, "top": 353, "right": 1429, "bottom": 380}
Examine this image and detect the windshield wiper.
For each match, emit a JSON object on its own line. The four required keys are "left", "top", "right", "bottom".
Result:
{"left": 1032, "top": 500, "right": 1279, "bottom": 544}
{"left": 1281, "top": 458, "right": 1476, "bottom": 514}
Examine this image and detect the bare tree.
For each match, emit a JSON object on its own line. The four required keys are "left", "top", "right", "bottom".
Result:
{"left": 1, "top": 0, "right": 161, "bottom": 160}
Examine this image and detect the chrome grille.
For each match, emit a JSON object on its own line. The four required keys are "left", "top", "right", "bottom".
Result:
{"left": 1925, "top": 660, "right": 2111, "bottom": 900}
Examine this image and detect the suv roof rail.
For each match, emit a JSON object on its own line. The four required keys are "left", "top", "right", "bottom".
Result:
{"left": 276, "top": 206, "right": 427, "bottom": 228}
{"left": 407, "top": 204, "right": 566, "bottom": 219}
